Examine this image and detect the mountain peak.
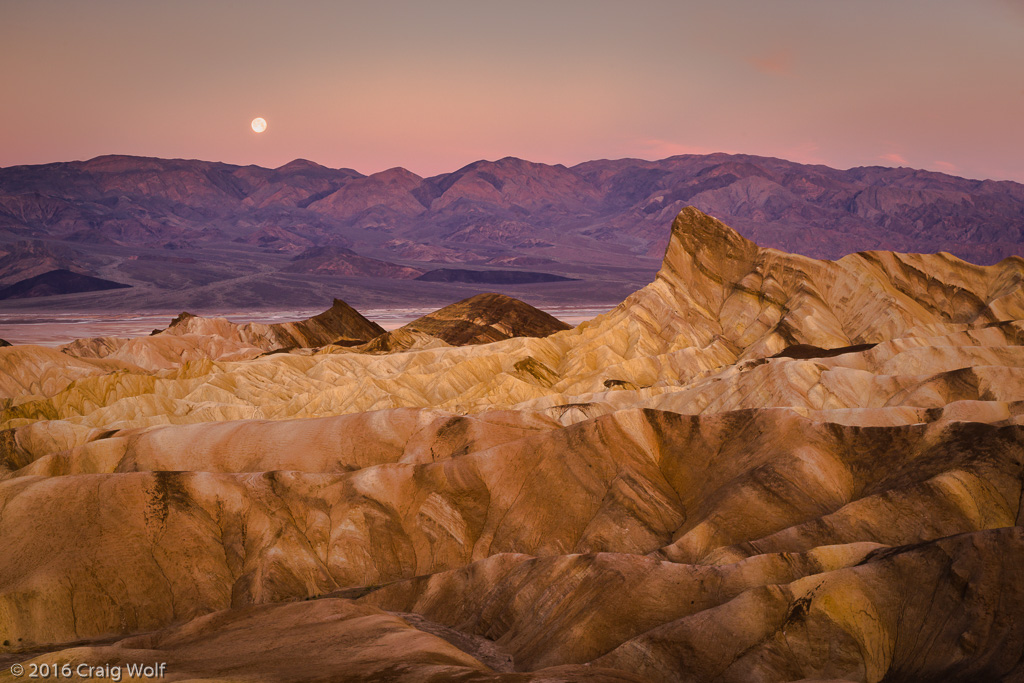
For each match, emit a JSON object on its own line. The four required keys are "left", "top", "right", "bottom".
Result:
{"left": 274, "top": 159, "right": 331, "bottom": 173}
{"left": 659, "top": 206, "right": 760, "bottom": 283}
{"left": 671, "top": 206, "right": 755, "bottom": 246}
{"left": 402, "top": 292, "right": 571, "bottom": 345}
{"left": 370, "top": 167, "right": 423, "bottom": 184}
{"left": 620, "top": 206, "right": 1024, "bottom": 365}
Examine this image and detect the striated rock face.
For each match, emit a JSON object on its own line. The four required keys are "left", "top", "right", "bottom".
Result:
{"left": 348, "top": 293, "right": 572, "bottom": 353}
{"left": 399, "top": 292, "right": 573, "bottom": 345}
{"left": 264, "top": 297, "right": 387, "bottom": 346}
{"left": 587, "top": 206, "right": 1024, "bottom": 370}
{"left": 57, "top": 298, "right": 387, "bottom": 371}
{"left": 1, "top": 207, "right": 1023, "bottom": 682}
{"left": 155, "top": 298, "right": 388, "bottom": 348}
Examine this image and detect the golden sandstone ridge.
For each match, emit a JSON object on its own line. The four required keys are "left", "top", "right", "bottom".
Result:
{"left": 1, "top": 207, "right": 1023, "bottom": 682}
{"left": 57, "top": 298, "right": 387, "bottom": 371}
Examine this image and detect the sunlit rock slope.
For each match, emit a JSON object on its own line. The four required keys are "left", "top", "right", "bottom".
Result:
{"left": 54, "top": 297, "right": 385, "bottom": 372}
{"left": 1, "top": 207, "right": 1023, "bottom": 682}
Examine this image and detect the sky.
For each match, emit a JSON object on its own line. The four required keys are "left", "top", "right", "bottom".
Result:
{"left": 1, "top": 0, "right": 1023, "bottom": 181}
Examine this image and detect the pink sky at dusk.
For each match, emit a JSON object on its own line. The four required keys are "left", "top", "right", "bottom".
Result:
{"left": 1, "top": 0, "right": 1022, "bottom": 181}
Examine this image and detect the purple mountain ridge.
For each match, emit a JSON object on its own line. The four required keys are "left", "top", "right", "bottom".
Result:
{"left": 1, "top": 153, "right": 1021, "bottom": 309}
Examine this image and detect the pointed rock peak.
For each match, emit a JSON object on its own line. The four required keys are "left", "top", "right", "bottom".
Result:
{"left": 670, "top": 207, "right": 755, "bottom": 250}
{"left": 330, "top": 297, "right": 361, "bottom": 312}
{"left": 651, "top": 206, "right": 765, "bottom": 290}
{"left": 313, "top": 298, "right": 385, "bottom": 336}
{"left": 456, "top": 292, "right": 518, "bottom": 306}
{"left": 168, "top": 311, "right": 195, "bottom": 326}
{"left": 157, "top": 311, "right": 197, "bottom": 334}
{"left": 663, "top": 205, "right": 761, "bottom": 266}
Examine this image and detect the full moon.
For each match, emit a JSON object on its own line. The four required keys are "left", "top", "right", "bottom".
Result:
{"left": 251, "top": 117, "right": 267, "bottom": 133}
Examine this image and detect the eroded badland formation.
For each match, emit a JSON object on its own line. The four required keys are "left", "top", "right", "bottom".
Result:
{"left": 2, "top": 207, "right": 1024, "bottom": 681}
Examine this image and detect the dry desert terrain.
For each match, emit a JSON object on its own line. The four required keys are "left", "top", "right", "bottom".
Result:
{"left": 1, "top": 207, "right": 1023, "bottom": 682}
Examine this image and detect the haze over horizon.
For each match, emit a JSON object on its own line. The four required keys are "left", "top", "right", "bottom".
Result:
{"left": 2, "top": 0, "right": 1023, "bottom": 182}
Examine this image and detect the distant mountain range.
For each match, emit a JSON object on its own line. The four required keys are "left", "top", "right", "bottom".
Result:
{"left": 0, "top": 153, "right": 1021, "bottom": 309}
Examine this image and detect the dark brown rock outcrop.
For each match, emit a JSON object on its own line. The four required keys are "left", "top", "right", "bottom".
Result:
{"left": 400, "top": 292, "right": 572, "bottom": 345}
